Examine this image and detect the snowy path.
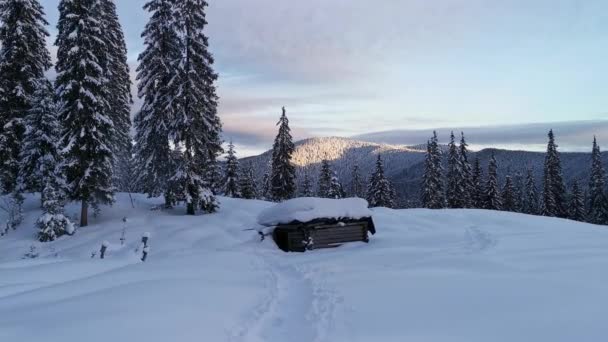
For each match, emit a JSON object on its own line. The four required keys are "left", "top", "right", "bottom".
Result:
{"left": 464, "top": 225, "right": 497, "bottom": 253}
{"left": 232, "top": 249, "right": 318, "bottom": 342}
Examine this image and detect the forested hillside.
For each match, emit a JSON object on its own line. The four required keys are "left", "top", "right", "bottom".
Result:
{"left": 243, "top": 137, "right": 608, "bottom": 206}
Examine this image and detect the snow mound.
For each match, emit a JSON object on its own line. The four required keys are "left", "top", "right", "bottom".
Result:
{"left": 257, "top": 197, "right": 372, "bottom": 226}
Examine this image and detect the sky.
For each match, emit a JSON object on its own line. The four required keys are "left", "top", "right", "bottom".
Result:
{"left": 39, "top": 0, "right": 608, "bottom": 155}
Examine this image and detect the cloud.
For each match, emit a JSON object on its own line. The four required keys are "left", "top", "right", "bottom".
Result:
{"left": 354, "top": 120, "right": 608, "bottom": 152}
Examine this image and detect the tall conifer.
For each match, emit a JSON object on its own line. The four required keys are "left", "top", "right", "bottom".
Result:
{"left": 0, "top": 0, "right": 52, "bottom": 192}
{"left": 134, "top": 0, "right": 182, "bottom": 208}
{"left": 223, "top": 141, "right": 240, "bottom": 198}
{"left": 55, "top": 0, "right": 115, "bottom": 226}
{"left": 269, "top": 107, "right": 296, "bottom": 201}
{"left": 588, "top": 137, "right": 608, "bottom": 224}
{"left": 171, "top": 0, "right": 222, "bottom": 214}
{"left": 367, "top": 155, "right": 395, "bottom": 208}
{"left": 542, "top": 130, "right": 567, "bottom": 217}
{"left": 485, "top": 153, "right": 502, "bottom": 210}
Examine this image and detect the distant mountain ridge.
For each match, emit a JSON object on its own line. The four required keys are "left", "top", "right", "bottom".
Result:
{"left": 241, "top": 136, "right": 608, "bottom": 206}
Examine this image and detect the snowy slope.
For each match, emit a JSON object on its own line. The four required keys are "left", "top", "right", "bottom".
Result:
{"left": 2, "top": 194, "right": 608, "bottom": 342}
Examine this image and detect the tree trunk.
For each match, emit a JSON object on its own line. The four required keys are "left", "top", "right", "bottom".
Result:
{"left": 80, "top": 200, "right": 88, "bottom": 227}
{"left": 187, "top": 202, "right": 195, "bottom": 215}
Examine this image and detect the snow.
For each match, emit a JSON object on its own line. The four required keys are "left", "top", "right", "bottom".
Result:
{"left": 257, "top": 197, "right": 372, "bottom": 227}
{"left": 1, "top": 193, "right": 608, "bottom": 342}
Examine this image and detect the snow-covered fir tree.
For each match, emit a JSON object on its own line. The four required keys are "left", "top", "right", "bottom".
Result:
{"left": 239, "top": 162, "right": 257, "bottom": 200}
{"left": 513, "top": 171, "right": 525, "bottom": 213}
{"left": 501, "top": 175, "right": 517, "bottom": 212}
{"left": 328, "top": 173, "right": 345, "bottom": 199}
{"left": 100, "top": 0, "right": 133, "bottom": 192}
{"left": 300, "top": 172, "right": 314, "bottom": 197}
{"left": 523, "top": 168, "right": 539, "bottom": 215}
{"left": 367, "top": 155, "right": 395, "bottom": 208}
{"left": 18, "top": 80, "right": 61, "bottom": 202}
{"left": 568, "top": 180, "right": 586, "bottom": 222}
{"left": 0, "top": 0, "right": 52, "bottom": 193}
{"left": 318, "top": 160, "right": 332, "bottom": 198}
{"left": 113, "top": 142, "right": 138, "bottom": 194}
{"left": 318, "top": 160, "right": 344, "bottom": 199}
{"left": 170, "top": 0, "right": 222, "bottom": 215}
{"left": 421, "top": 131, "right": 445, "bottom": 209}
{"left": 134, "top": 0, "right": 182, "bottom": 208}
{"left": 542, "top": 130, "right": 567, "bottom": 218}
{"left": 446, "top": 132, "right": 460, "bottom": 208}
{"left": 485, "top": 153, "right": 502, "bottom": 210}
{"left": 588, "top": 137, "right": 608, "bottom": 224}
{"left": 55, "top": 0, "right": 115, "bottom": 227}
{"left": 204, "top": 158, "right": 223, "bottom": 195}
{"left": 446, "top": 131, "right": 467, "bottom": 208}
{"left": 471, "top": 157, "right": 485, "bottom": 209}
{"left": 37, "top": 177, "right": 74, "bottom": 242}
{"left": 350, "top": 163, "right": 365, "bottom": 198}
{"left": 458, "top": 132, "right": 473, "bottom": 208}
{"left": 269, "top": 107, "right": 296, "bottom": 201}
{"left": 223, "top": 141, "right": 240, "bottom": 198}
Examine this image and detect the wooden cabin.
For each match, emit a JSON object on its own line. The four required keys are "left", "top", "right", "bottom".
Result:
{"left": 272, "top": 217, "right": 376, "bottom": 252}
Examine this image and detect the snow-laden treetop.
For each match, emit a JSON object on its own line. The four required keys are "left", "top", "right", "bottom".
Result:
{"left": 257, "top": 197, "right": 372, "bottom": 226}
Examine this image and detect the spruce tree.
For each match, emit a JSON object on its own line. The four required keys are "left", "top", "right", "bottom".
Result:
{"left": 223, "top": 141, "right": 240, "bottom": 198}
{"left": 459, "top": 132, "right": 473, "bottom": 208}
{"left": 501, "top": 175, "right": 517, "bottom": 212}
{"left": 114, "top": 142, "right": 137, "bottom": 194}
{"left": 485, "top": 153, "right": 502, "bottom": 210}
{"left": 471, "top": 157, "right": 485, "bottom": 208}
{"left": 171, "top": 0, "right": 222, "bottom": 215}
{"left": 301, "top": 172, "right": 314, "bottom": 197}
{"left": 55, "top": 0, "right": 115, "bottom": 227}
{"left": 19, "top": 80, "right": 61, "bottom": 201}
{"left": 100, "top": 0, "right": 132, "bottom": 192}
{"left": 239, "top": 162, "right": 257, "bottom": 200}
{"left": 328, "top": 172, "right": 345, "bottom": 199}
{"left": 446, "top": 132, "right": 461, "bottom": 208}
{"left": 0, "top": 0, "right": 52, "bottom": 192}
{"left": 421, "top": 131, "right": 445, "bottom": 208}
{"left": 523, "top": 168, "right": 539, "bottom": 215}
{"left": 588, "top": 137, "right": 608, "bottom": 224}
{"left": 134, "top": 0, "right": 181, "bottom": 208}
{"left": 542, "top": 130, "right": 567, "bottom": 218}
{"left": 350, "top": 163, "right": 365, "bottom": 198}
{"left": 318, "top": 160, "right": 335, "bottom": 198}
{"left": 513, "top": 171, "right": 525, "bottom": 212}
{"left": 37, "top": 177, "right": 74, "bottom": 242}
{"left": 205, "top": 157, "right": 223, "bottom": 195}
{"left": 569, "top": 180, "right": 586, "bottom": 222}
{"left": 269, "top": 107, "right": 296, "bottom": 201}
{"left": 367, "top": 155, "right": 395, "bottom": 208}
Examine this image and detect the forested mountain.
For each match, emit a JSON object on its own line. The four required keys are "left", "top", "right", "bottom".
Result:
{"left": 243, "top": 136, "right": 608, "bottom": 206}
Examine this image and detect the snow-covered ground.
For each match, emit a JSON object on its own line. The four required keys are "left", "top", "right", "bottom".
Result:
{"left": 1, "top": 194, "right": 608, "bottom": 342}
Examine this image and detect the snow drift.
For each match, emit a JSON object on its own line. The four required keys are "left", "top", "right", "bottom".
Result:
{"left": 257, "top": 197, "right": 372, "bottom": 227}
{"left": 1, "top": 194, "right": 608, "bottom": 342}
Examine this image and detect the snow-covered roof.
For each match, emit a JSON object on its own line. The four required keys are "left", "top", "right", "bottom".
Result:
{"left": 257, "top": 197, "right": 372, "bottom": 227}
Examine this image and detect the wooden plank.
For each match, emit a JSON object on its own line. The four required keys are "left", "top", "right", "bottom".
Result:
{"left": 313, "top": 230, "right": 365, "bottom": 238}
{"left": 314, "top": 224, "right": 367, "bottom": 231}
{"left": 314, "top": 237, "right": 365, "bottom": 245}
{"left": 313, "top": 232, "right": 365, "bottom": 240}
